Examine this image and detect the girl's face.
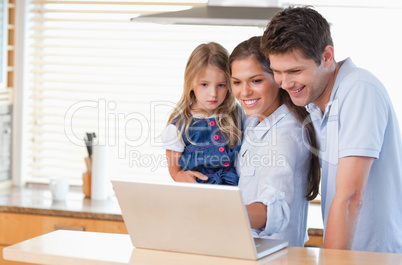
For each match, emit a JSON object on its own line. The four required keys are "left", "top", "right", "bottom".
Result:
{"left": 191, "top": 65, "right": 228, "bottom": 116}
{"left": 231, "top": 57, "right": 281, "bottom": 121}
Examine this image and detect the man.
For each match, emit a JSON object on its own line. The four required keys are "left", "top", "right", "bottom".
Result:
{"left": 261, "top": 6, "right": 402, "bottom": 253}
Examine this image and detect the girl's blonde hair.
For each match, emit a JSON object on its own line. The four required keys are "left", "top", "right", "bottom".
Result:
{"left": 167, "top": 42, "right": 241, "bottom": 149}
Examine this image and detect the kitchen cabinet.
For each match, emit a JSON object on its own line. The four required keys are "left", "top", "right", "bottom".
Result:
{"left": 305, "top": 228, "right": 323, "bottom": 246}
{"left": 0, "top": 212, "right": 127, "bottom": 245}
{"left": 0, "top": 185, "right": 128, "bottom": 265}
{"left": 0, "top": 212, "right": 127, "bottom": 265}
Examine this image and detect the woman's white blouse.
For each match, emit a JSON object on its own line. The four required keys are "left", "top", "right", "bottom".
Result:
{"left": 235, "top": 104, "right": 310, "bottom": 247}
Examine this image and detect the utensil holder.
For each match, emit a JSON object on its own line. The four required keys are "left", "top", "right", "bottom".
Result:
{"left": 83, "top": 156, "right": 92, "bottom": 198}
{"left": 82, "top": 171, "right": 91, "bottom": 198}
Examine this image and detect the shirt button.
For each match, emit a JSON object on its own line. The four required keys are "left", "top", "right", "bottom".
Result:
{"left": 209, "top": 121, "right": 215, "bottom": 126}
{"left": 218, "top": 147, "right": 224, "bottom": 152}
{"left": 213, "top": 134, "right": 219, "bottom": 140}
{"left": 224, "top": 162, "right": 230, "bottom": 167}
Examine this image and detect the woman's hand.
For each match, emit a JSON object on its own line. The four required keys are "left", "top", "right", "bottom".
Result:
{"left": 246, "top": 202, "right": 268, "bottom": 229}
{"left": 174, "top": 170, "right": 209, "bottom": 183}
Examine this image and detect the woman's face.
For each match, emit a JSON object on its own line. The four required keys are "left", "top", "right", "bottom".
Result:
{"left": 231, "top": 57, "right": 281, "bottom": 121}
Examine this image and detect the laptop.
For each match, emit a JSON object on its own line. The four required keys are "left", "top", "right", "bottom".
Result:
{"left": 111, "top": 179, "right": 288, "bottom": 260}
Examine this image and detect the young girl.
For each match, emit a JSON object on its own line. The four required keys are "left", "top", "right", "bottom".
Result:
{"left": 162, "top": 42, "right": 242, "bottom": 185}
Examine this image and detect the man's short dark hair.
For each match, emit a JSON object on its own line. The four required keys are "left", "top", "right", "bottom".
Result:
{"left": 261, "top": 6, "right": 333, "bottom": 66}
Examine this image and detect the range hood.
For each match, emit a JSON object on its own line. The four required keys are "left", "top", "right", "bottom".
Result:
{"left": 131, "top": 0, "right": 284, "bottom": 27}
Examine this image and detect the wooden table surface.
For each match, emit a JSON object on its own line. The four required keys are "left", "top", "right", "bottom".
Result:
{"left": 3, "top": 230, "right": 402, "bottom": 265}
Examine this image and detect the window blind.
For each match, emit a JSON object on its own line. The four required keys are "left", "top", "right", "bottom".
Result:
{"left": 0, "top": 90, "right": 11, "bottom": 104}
{"left": 25, "top": 0, "right": 262, "bottom": 185}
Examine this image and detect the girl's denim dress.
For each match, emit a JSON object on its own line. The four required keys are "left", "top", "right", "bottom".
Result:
{"left": 175, "top": 117, "right": 241, "bottom": 185}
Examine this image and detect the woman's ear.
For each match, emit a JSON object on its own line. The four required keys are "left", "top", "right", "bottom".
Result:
{"left": 322, "top": 45, "right": 335, "bottom": 68}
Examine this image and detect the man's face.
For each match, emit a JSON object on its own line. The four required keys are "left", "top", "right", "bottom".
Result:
{"left": 269, "top": 50, "right": 331, "bottom": 110}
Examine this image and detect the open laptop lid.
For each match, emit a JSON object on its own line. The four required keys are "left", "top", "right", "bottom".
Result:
{"left": 112, "top": 179, "right": 259, "bottom": 259}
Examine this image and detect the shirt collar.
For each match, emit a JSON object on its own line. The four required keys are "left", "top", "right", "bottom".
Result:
{"left": 192, "top": 113, "right": 215, "bottom": 119}
{"left": 306, "top": 57, "right": 354, "bottom": 118}
{"left": 248, "top": 104, "right": 290, "bottom": 140}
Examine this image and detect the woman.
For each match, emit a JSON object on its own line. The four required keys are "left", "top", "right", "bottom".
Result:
{"left": 229, "top": 36, "right": 320, "bottom": 246}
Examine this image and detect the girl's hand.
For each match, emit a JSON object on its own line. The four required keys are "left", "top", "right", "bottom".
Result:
{"left": 174, "top": 170, "right": 209, "bottom": 183}
{"left": 166, "top": 150, "right": 208, "bottom": 183}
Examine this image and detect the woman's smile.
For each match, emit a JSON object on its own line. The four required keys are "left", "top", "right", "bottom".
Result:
{"left": 242, "top": 98, "right": 260, "bottom": 107}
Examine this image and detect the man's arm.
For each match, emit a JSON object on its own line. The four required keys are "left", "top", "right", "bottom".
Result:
{"left": 324, "top": 156, "right": 374, "bottom": 249}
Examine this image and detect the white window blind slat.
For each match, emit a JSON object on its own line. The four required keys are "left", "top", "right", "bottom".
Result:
{"left": 26, "top": 0, "right": 261, "bottom": 185}
{"left": 0, "top": 90, "right": 12, "bottom": 103}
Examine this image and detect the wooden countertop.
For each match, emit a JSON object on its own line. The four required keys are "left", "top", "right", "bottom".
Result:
{"left": 4, "top": 230, "right": 402, "bottom": 265}
{"left": 0, "top": 184, "right": 123, "bottom": 221}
